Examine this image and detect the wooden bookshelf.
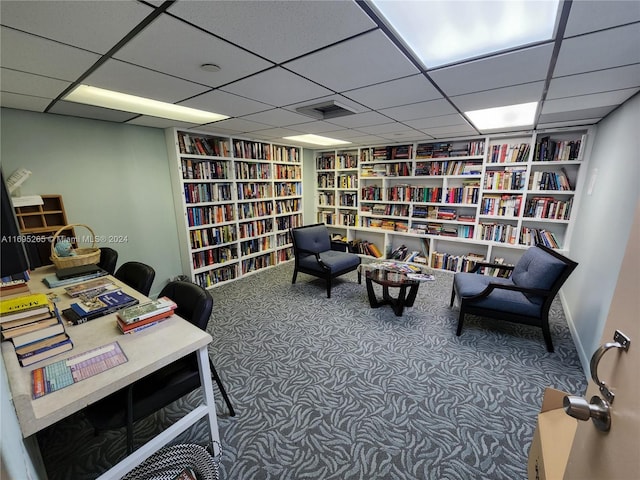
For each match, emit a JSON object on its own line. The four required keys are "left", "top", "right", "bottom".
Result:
{"left": 314, "top": 128, "right": 592, "bottom": 273}
{"left": 13, "top": 194, "right": 74, "bottom": 266}
{"left": 165, "top": 129, "right": 302, "bottom": 289}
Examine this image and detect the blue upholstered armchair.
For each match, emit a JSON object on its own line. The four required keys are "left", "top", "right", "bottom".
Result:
{"left": 291, "top": 223, "right": 361, "bottom": 298}
{"left": 450, "top": 244, "right": 578, "bottom": 352}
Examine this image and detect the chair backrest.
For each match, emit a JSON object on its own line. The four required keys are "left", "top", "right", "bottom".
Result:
{"left": 511, "top": 244, "right": 578, "bottom": 304}
{"left": 98, "top": 247, "right": 118, "bottom": 275}
{"left": 158, "top": 280, "right": 213, "bottom": 331}
{"left": 291, "top": 223, "right": 331, "bottom": 254}
{"left": 114, "top": 261, "right": 155, "bottom": 296}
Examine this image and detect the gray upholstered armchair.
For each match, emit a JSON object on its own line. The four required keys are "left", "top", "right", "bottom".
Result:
{"left": 291, "top": 223, "right": 361, "bottom": 298}
{"left": 450, "top": 244, "right": 578, "bottom": 352}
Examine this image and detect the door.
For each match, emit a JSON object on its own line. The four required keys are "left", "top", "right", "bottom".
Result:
{"left": 564, "top": 201, "right": 640, "bottom": 479}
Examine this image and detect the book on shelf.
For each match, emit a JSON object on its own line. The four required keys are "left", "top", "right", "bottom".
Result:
{"left": 16, "top": 333, "right": 73, "bottom": 367}
{"left": 64, "top": 277, "right": 117, "bottom": 298}
{"left": 117, "top": 297, "right": 177, "bottom": 325}
{"left": 63, "top": 290, "right": 139, "bottom": 325}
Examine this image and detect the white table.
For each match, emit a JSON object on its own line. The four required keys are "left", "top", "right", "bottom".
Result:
{"left": 1, "top": 266, "right": 221, "bottom": 479}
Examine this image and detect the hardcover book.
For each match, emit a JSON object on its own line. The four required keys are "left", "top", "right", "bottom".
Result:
{"left": 17, "top": 334, "right": 73, "bottom": 367}
{"left": 64, "top": 277, "right": 116, "bottom": 298}
{"left": 117, "top": 297, "right": 177, "bottom": 325}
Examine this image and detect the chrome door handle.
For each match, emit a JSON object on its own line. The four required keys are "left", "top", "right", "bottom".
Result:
{"left": 563, "top": 395, "right": 611, "bottom": 431}
{"left": 589, "top": 330, "right": 631, "bottom": 403}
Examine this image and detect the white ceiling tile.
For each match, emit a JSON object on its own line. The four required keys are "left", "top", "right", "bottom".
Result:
{"left": 353, "top": 122, "right": 418, "bottom": 135}
{"left": 221, "top": 68, "right": 332, "bottom": 107}
{"left": 538, "top": 106, "right": 615, "bottom": 124}
{"left": 0, "top": 27, "right": 100, "bottom": 81}
{"left": 48, "top": 101, "right": 139, "bottom": 122}
{"left": 284, "top": 30, "right": 419, "bottom": 92}
{"left": 0, "top": 68, "right": 70, "bottom": 99}
{"left": 284, "top": 121, "right": 350, "bottom": 135}
{"left": 377, "top": 131, "right": 426, "bottom": 142}
{"left": 240, "top": 108, "right": 317, "bottom": 127}
{"left": 321, "top": 129, "right": 373, "bottom": 140}
{"left": 168, "top": 0, "right": 376, "bottom": 63}
{"left": 344, "top": 74, "right": 442, "bottom": 109}
{"left": 324, "top": 111, "right": 391, "bottom": 128}
{"left": 0, "top": 0, "right": 153, "bottom": 54}
{"left": 380, "top": 99, "right": 456, "bottom": 122}
{"left": 125, "top": 116, "right": 199, "bottom": 129}
{"left": 554, "top": 24, "right": 640, "bottom": 77}
{"left": 542, "top": 88, "right": 640, "bottom": 114}
{"left": 548, "top": 64, "right": 640, "bottom": 99}
{"left": 404, "top": 114, "right": 470, "bottom": 130}
{"left": 429, "top": 44, "right": 554, "bottom": 96}
{"left": 0, "top": 92, "right": 51, "bottom": 112}
{"left": 450, "top": 82, "right": 545, "bottom": 112}
{"left": 246, "top": 127, "right": 306, "bottom": 139}
{"left": 421, "top": 124, "right": 479, "bottom": 137}
{"left": 206, "top": 117, "right": 273, "bottom": 133}
{"left": 537, "top": 118, "right": 601, "bottom": 129}
{"left": 85, "top": 60, "right": 209, "bottom": 103}
{"left": 564, "top": 0, "right": 640, "bottom": 37}
{"left": 179, "top": 90, "right": 272, "bottom": 118}
{"left": 193, "top": 124, "right": 241, "bottom": 136}
{"left": 113, "top": 14, "right": 273, "bottom": 87}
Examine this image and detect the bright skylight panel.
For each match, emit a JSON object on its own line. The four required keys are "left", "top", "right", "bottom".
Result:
{"left": 465, "top": 101, "right": 537, "bottom": 129}
{"left": 283, "top": 134, "right": 351, "bottom": 146}
{"left": 64, "top": 85, "right": 229, "bottom": 124}
{"left": 370, "top": 0, "right": 560, "bottom": 68}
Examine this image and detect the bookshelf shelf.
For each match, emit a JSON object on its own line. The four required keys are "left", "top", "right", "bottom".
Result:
{"left": 315, "top": 128, "right": 592, "bottom": 272}
{"left": 166, "top": 129, "right": 302, "bottom": 289}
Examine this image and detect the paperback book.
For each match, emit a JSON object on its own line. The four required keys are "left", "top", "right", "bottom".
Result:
{"left": 117, "top": 297, "right": 177, "bottom": 325}
{"left": 64, "top": 290, "right": 139, "bottom": 325}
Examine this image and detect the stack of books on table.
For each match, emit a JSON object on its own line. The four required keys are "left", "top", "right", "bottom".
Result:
{"left": 0, "top": 279, "right": 31, "bottom": 299}
{"left": 0, "top": 293, "right": 73, "bottom": 367}
{"left": 116, "top": 297, "right": 177, "bottom": 334}
{"left": 62, "top": 289, "right": 140, "bottom": 325}
{"left": 42, "top": 264, "right": 109, "bottom": 289}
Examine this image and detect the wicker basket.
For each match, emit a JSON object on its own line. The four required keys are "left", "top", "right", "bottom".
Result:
{"left": 50, "top": 223, "right": 101, "bottom": 269}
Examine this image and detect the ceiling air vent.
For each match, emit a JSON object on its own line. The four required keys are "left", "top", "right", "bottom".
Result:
{"left": 296, "top": 100, "right": 357, "bottom": 120}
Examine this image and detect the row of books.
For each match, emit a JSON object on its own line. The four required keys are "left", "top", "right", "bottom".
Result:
{"left": 1, "top": 293, "right": 72, "bottom": 367}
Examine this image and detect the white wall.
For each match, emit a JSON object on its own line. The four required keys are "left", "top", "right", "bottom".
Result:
{"left": 0, "top": 108, "right": 183, "bottom": 298}
{"left": 562, "top": 92, "right": 640, "bottom": 374}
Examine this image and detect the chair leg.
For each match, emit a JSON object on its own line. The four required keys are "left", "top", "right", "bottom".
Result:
{"left": 209, "top": 359, "right": 236, "bottom": 417}
{"left": 456, "top": 310, "right": 465, "bottom": 336}
{"left": 450, "top": 285, "right": 457, "bottom": 307}
{"left": 292, "top": 268, "right": 298, "bottom": 284}
{"left": 126, "top": 385, "right": 134, "bottom": 454}
{"left": 541, "top": 320, "right": 554, "bottom": 353}
{"left": 326, "top": 278, "right": 331, "bottom": 298}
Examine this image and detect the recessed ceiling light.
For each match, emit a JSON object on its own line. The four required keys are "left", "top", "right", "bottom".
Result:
{"left": 283, "top": 134, "right": 351, "bottom": 146}
{"left": 465, "top": 102, "right": 538, "bottom": 130}
{"left": 200, "top": 63, "right": 221, "bottom": 73}
{"left": 370, "top": 0, "right": 560, "bottom": 68}
{"left": 64, "top": 85, "right": 228, "bottom": 124}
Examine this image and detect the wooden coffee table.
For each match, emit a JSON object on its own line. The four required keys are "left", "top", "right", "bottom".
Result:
{"left": 364, "top": 268, "right": 421, "bottom": 316}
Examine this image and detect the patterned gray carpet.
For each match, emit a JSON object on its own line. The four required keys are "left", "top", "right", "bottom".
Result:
{"left": 39, "top": 262, "right": 587, "bottom": 479}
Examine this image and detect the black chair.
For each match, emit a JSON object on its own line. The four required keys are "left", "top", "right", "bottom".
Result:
{"left": 450, "top": 244, "right": 578, "bottom": 352}
{"left": 97, "top": 247, "right": 118, "bottom": 275}
{"left": 114, "top": 261, "right": 155, "bottom": 296}
{"left": 291, "top": 223, "right": 361, "bottom": 298}
{"left": 84, "top": 280, "right": 235, "bottom": 453}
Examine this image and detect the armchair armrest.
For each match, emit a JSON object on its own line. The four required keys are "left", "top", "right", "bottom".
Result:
{"left": 295, "top": 246, "right": 330, "bottom": 271}
{"left": 470, "top": 261, "right": 515, "bottom": 275}
{"left": 464, "top": 282, "right": 552, "bottom": 302}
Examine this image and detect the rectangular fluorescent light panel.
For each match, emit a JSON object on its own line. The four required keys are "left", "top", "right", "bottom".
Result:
{"left": 283, "top": 134, "right": 351, "bottom": 146}
{"left": 465, "top": 102, "right": 538, "bottom": 130}
{"left": 370, "top": 0, "right": 560, "bottom": 68}
{"left": 64, "top": 85, "right": 229, "bottom": 124}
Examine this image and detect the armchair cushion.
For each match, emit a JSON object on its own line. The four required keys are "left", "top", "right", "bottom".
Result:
{"left": 511, "top": 246, "right": 568, "bottom": 304}
{"left": 298, "top": 250, "right": 361, "bottom": 273}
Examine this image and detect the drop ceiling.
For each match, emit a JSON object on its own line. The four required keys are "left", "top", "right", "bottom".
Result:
{"left": 1, "top": 0, "right": 639, "bottom": 148}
